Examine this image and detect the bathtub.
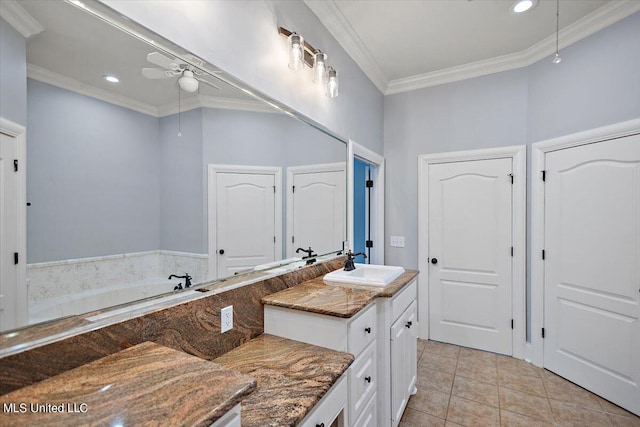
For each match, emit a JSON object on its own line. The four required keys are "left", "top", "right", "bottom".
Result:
{"left": 27, "top": 250, "right": 208, "bottom": 324}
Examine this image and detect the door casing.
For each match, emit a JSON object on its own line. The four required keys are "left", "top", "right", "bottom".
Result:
{"left": 418, "top": 145, "right": 527, "bottom": 360}
{"left": 530, "top": 118, "right": 640, "bottom": 367}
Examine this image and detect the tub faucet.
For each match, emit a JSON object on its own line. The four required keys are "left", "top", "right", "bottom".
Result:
{"left": 169, "top": 273, "right": 192, "bottom": 290}
{"left": 344, "top": 250, "right": 367, "bottom": 271}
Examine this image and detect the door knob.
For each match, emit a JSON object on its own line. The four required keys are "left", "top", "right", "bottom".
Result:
{"left": 219, "top": 249, "right": 225, "bottom": 255}
{"left": 431, "top": 258, "right": 438, "bottom": 264}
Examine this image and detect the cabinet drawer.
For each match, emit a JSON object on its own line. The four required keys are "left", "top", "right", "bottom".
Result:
{"left": 299, "top": 374, "right": 347, "bottom": 427}
{"left": 353, "top": 394, "right": 377, "bottom": 427}
{"left": 391, "top": 279, "right": 417, "bottom": 322}
{"left": 349, "top": 340, "right": 377, "bottom": 424}
{"left": 348, "top": 303, "right": 377, "bottom": 355}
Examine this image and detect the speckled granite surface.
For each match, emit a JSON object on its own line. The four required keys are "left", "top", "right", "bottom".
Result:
{"left": 262, "top": 269, "right": 419, "bottom": 318}
{"left": 214, "top": 334, "right": 353, "bottom": 427}
{"left": 0, "top": 257, "right": 345, "bottom": 395}
{"left": 0, "top": 342, "right": 256, "bottom": 427}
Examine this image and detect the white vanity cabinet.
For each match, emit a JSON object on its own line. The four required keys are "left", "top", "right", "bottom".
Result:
{"left": 264, "top": 302, "right": 378, "bottom": 426}
{"left": 209, "top": 404, "right": 241, "bottom": 427}
{"left": 376, "top": 279, "right": 418, "bottom": 427}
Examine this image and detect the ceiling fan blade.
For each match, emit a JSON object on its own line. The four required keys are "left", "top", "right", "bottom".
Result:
{"left": 146, "top": 52, "right": 185, "bottom": 71}
{"left": 142, "top": 68, "right": 176, "bottom": 79}
{"left": 195, "top": 77, "right": 221, "bottom": 91}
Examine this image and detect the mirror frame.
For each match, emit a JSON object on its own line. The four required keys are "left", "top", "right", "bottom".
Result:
{"left": 0, "top": 0, "right": 351, "bottom": 355}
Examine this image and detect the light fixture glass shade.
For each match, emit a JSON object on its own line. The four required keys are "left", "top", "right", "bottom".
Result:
{"left": 288, "top": 33, "right": 304, "bottom": 71}
{"left": 326, "top": 67, "right": 338, "bottom": 98}
{"left": 313, "top": 51, "right": 327, "bottom": 84}
{"left": 552, "top": 52, "right": 562, "bottom": 64}
{"left": 178, "top": 70, "right": 199, "bottom": 92}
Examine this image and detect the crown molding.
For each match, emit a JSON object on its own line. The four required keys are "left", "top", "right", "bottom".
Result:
{"left": 303, "top": 0, "right": 388, "bottom": 94}
{"left": 27, "top": 64, "right": 160, "bottom": 116}
{"left": 157, "top": 95, "right": 276, "bottom": 117}
{"left": 28, "top": 64, "right": 277, "bottom": 117}
{"left": 0, "top": 0, "right": 44, "bottom": 38}
{"left": 386, "top": 0, "right": 640, "bottom": 94}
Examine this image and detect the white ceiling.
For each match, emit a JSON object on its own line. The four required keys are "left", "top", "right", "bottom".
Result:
{"left": 305, "top": 0, "right": 640, "bottom": 94}
{"left": 13, "top": 0, "right": 265, "bottom": 117}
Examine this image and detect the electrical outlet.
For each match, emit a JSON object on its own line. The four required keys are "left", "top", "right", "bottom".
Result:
{"left": 390, "top": 236, "right": 405, "bottom": 248}
{"left": 221, "top": 305, "right": 233, "bottom": 333}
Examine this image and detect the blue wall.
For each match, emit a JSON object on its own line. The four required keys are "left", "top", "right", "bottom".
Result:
{"left": 353, "top": 158, "right": 367, "bottom": 262}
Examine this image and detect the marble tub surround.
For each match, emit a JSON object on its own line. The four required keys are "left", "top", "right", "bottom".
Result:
{"left": 214, "top": 334, "right": 354, "bottom": 427}
{"left": 0, "top": 257, "right": 345, "bottom": 395}
{"left": 262, "top": 269, "right": 419, "bottom": 318}
{"left": 0, "top": 342, "right": 256, "bottom": 427}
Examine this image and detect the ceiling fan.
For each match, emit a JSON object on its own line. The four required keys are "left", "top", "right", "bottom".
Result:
{"left": 141, "top": 52, "right": 221, "bottom": 93}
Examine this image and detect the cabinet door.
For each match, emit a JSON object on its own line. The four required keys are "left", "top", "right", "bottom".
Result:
{"left": 390, "top": 313, "right": 408, "bottom": 423}
{"left": 404, "top": 301, "right": 418, "bottom": 397}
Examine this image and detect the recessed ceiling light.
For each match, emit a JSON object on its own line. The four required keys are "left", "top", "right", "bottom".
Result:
{"left": 102, "top": 74, "right": 120, "bottom": 83}
{"left": 511, "top": 0, "right": 538, "bottom": 14}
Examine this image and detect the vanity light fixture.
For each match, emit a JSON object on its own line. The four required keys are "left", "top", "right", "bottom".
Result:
{"left": 288, "top": 33, "right": 305, "bottom": 71}
{"left": 102, "top": 74, "right": 120, "bottom": 83}
{"left": 279, "top": 27, "right": 339, "bottom": 98}
{"left": 313, "top": 51, "right": 327, "bottom": 84}
{"left": 552, "top": 0, "right": 562, "bottom": 64}
{"left": 326, "top": 67, "right": 338, "bottom": 98}
{"left": 511, "top": 0, "right": 537, "bottom": 14}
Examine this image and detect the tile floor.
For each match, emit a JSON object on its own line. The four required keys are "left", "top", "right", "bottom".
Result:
{"left": 399, "top": 339, "right": 640, "bottom": 427}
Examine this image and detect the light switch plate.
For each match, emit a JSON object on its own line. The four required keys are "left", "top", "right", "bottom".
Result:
{"left": 390, "top": 236, "right": 405, "bottom": 248}
{"left": 221, "top": 305, "right": 233, "bottom": 333}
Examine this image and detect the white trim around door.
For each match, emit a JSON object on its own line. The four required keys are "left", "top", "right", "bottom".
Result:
{"left": 418, "top": 145, "right": 527, "bottom": 359}
{"left": 347, "top": 140, "right": 385, "bottom": 264}
{"left": 207, "top": 164, "right": 283, "bottom": 281}
{"left": 530, "top": 118, "right": 640, "bottom": 368}
{"left": 0, "top": 117, "right": 28, "bottom": 329}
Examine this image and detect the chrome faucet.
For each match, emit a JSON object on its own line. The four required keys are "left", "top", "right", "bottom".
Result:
{"left": 344, "top": 250, "right": 367, "bottom": 271}
{"left": 169, "top": 273, "right": 192, "bottom": 290}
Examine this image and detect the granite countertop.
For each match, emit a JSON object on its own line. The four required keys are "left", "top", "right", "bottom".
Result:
{"left": 261, "top": 269, "right": 419, "bottom": 318}
{"left": 214, "top": 334, "right": 354, "bottom": 427}
{"left": 0, "top": 341, "right": 256, "bottom": 427}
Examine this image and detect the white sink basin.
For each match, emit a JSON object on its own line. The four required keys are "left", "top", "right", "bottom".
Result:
{"left": 323, "top": 264, "right": 405, "bottom": 287}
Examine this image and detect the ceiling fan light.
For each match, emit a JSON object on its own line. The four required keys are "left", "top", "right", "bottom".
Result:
{"left": 511, "top": 0, "right": 537, "bottom": 14}
{"left": 178, "top": 70, "right": 199, "bottom": 92}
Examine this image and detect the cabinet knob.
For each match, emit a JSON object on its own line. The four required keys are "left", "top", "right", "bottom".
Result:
{"left": 365, "top": 327, "right": 372, "bottom": 334}
{"left": 365, "top": 376, "right": 372, "bottom": 383}
{"left": 405, "top": 321, "right": 412, "bottom": 328}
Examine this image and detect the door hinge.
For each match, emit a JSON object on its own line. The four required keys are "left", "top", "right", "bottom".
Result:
{"left": 542, "top": 249, "right": 546, "bottom": 260}
{"left": 273, "top": 186, "right": 276, "bottom": 193}
{"left": 511, "top": 319, "right": 514, "bottom": 330}
{"left": 542, "top": 170, "right": 546, "bottom": 182}
{"left": 365, "top": 240, "right": 373, "bottom": 248}
{"left": 542, "top": 328, "right": 545, "bottom": 338}
{"left": 14, "top": 252, "right": 18, "bottom": 265}
{"left": 274, "top": 236, "right": 276, "bottom": 243}
{"left": 508, "top": 173, "right": 513, "bottom": 184}
{"left": 511, "top": 246, "right": 514, "bottom": 257}
{"left": 14, "top": 159, "right": 18, "bottom": 172}
{"left": 292, "top": 236, "right": 295, "bottom": 244}
{"left": 292, "top": 185, "right": 295, "bottom": 193}
{"left": 365, "top": 179, "right": 373, "bottom": 188}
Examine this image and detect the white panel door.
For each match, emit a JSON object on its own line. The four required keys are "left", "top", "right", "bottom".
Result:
{"left": 215, "top": 172, "right": 276, "bottom": 278}
{"left": 289, "top": 166, "right": 345, "bottom": 256}
{"left": 544, "top": 134, "right": 640, "bottom": 415}
{"left": 429, "top": 158, "right": 513, "bottom": 355}
{"left": 0, "top": 132, "right": 18, "bottom": 330}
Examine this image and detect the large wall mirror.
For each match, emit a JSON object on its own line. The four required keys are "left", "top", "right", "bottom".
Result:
{"left": 1, "top": 0, "right": 347, "bottom": 334}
